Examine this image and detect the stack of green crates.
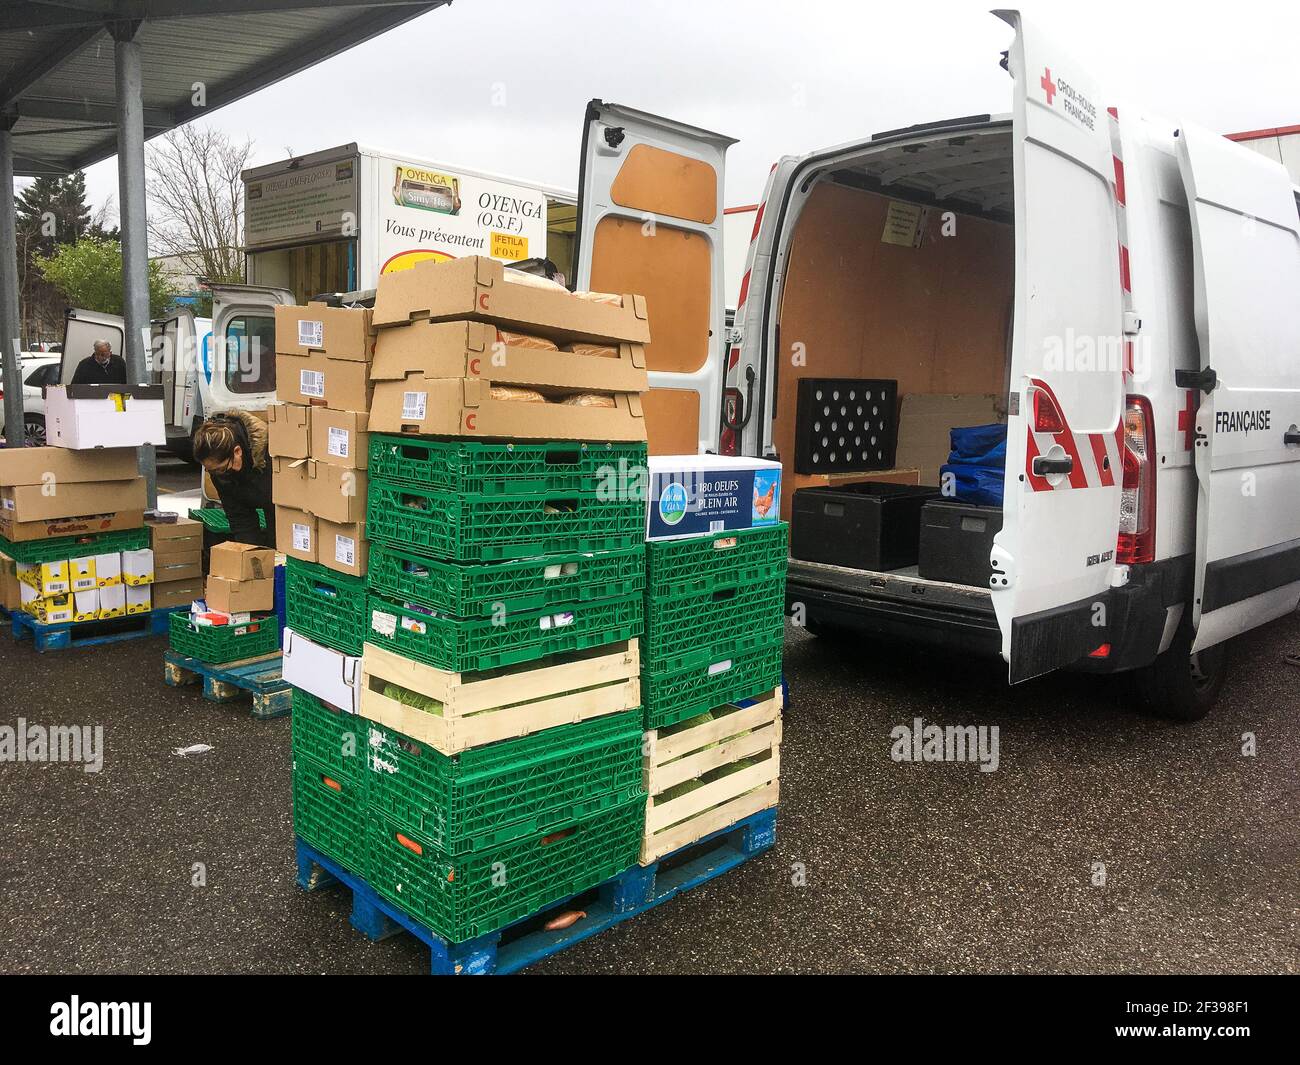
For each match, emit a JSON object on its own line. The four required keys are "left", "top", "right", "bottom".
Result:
{"left": 288, "top": 434, "right": 653, "bottom": 943}
{"left": 642, "top": 523, "right": 789, "bottom": 730}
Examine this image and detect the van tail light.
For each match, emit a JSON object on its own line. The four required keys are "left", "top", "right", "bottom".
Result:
{"left": 1117, "top": 395, "right": 1156, "bottom": 564}
{"left": 1032, "top": 389, "right": 1066, "bottom": 434}
{"left": 719, "top": 387, "right": 743, "bottom": 456}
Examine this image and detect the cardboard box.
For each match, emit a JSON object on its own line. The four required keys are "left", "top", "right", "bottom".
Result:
{"left": 205, "top": 574, "right": 274, "bottom": 614}
{"left": 121, "top": 548, "right": 154, "bottom": 586}
{"left": 154, "top": 559, "right": 203, "bottom": 583}
{"left": 371, "top": 256, "right": 651, "bottom": 344}
{"left": 317, "top": 517, "right": 368, "bottom": 578}
{"left": 72, "top": 589, "right": 100, "bottom": 622}
{"left": 18, "top": 559, "right": 69, "bottom": 596}
{"left": 152, "top": 579, "right": 204, "bottom": 611}
{"left": 311, "top": 408, "right": 369, "bottom": 469}
{"left": 646, "top": 455, "right": 784, "bottom": 541}
{"left": 274, "top": 303, "right": 374, "bottom": 362}
{"left": 1, "top": 479, "right": 146, "bottom": 523}
{"left": 369, "top": 378, "right": 646, "bottom": 442}
{"left": 267, "top": 402, "right": 311, "bottom": 458}
{"left": 125, "top": 583, "right": 152, "bottom": 615}
{"left": 209, "top": 541, "right": 275, "bottom": 581}
{"left": 276, "top": 506, "right": 315, "bottom": 563}
{"left": 39, "top": 593, "right": 75, "bottom": 625}
{"left": 0, "top": 445, "right": 138, "bottom": 487}
{"left": 0, "top": 510, "right": 143, "bottom": 543}
{"left": 369, "top": 319, "right": 648, "bottom": 395}
{"left": 98, "top": 583, "right": 126, "bottom": 618}
{"left": 0, "top": 551, "right": 17, "bottom": 611}
{"left": 302, "top": 462, "right": 366, "bottom": 524}
{"left": 895, "top": 393, "right": 1007, "bottom": 487}
{"left": 68, "top": 555, "right": 97, "bottom": 592}
{"left": 94, "top": 552, "right": 122, "bottom": 587}
{"left": 275, "top": 352, "right": 372, "bottom": 412}
{"left": 271, "top": 456, "right": 310, "bottom": 510}
{"left": 44, "top": 384, "right": 166, "bottom": 449}
{"left": 147, "top": 515, "right": 203, "bottom": 556}
{"left": 283, "top": 627, "right": 361, "bottom": 713}
{"left": 19, "top": 580, "right": 40, "bottom": 613}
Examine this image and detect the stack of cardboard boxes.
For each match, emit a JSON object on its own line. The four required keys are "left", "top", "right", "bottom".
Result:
{"left": 148, "top": 516, "right": 204, "bottom": 610}
{"left": 168, "top": 541, "right": 279, "bottom": 664}
{"left": 0, "top": 432, "right": 156, "bottom": 626}
{"left": 285, "top": 256, "right": 658, "bottom": 944}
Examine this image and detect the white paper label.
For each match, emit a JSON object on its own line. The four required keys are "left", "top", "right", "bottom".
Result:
{"left": 299, "top": 320, "right": 324, "bottom": 348}
{"left": 327, "top": 426, "right": 350, "bottom": 458}
{"left": 334, "top": 534, "right": 356, "bottom": 566}
{"left": 540, "top": 611, "right": 575, "bottom": 631}
{"left": 402, "top": 391, "right": 428, "bottom": 419}
{"left": 371, "top": 610, "right": 397, "bottom": 637}
{"left": 707, "top": 659, "right": 734, "bottom": 676}
{"left": 292, "top": 522, "right": 312, "bottom": 551}
{"left": 300, "top": 369, "right": 325, "bottom": 398}
{"left": 400, "top": 615, "right": 427, "bottom": 635}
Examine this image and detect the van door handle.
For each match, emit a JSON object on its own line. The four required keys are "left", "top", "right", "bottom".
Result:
{"left": 1285, "top": 428, "right": 1300, "bottom": 446}
{"left": 1032, "top": 456, "right": 1074, "bottom": 476}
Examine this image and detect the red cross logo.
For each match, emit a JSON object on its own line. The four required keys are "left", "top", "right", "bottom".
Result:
{"left": 1041, "top": 67, "right": 1057, "bottom": 106}
{"left": 1177, "top": 389, "right": 1198, "bottom": 450}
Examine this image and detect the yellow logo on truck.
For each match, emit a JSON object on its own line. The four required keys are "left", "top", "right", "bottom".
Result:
{"left": 380, "top": 249, "right": 454, "bottom": 275}
{"left": 490, "top": 232, "right": 528, "bottom": 261}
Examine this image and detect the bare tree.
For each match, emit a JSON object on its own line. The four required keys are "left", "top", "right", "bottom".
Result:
{"left": 146, "top": 124, "right": 252, "bottom": 284}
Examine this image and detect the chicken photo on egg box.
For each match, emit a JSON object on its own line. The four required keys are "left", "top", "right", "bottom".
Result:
{"left": 645, "top": 456, "right": 784, "bottom": 542}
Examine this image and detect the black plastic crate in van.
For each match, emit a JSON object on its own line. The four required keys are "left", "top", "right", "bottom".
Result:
{"left": 794, "top": 377, "right": 898, "bottom": 474}
{"left": 790, "top": 482, "right": 940, "bottom": 571}
{"left": 917, "top": 501, "right": 1004, "bottom": 588}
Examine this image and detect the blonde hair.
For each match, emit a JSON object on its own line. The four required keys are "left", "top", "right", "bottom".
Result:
{"left": 193, "top": 419, "right": 239, "bottom": 471}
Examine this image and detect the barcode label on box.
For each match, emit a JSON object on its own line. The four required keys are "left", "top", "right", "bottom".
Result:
{"left": 327, "top": 426, "right": 350, "bottom": 458}
{"left": 298, "top": 320, "right": 324, "bottom": 348}
{"left": 371, "top": 611, "right": 397, "bottom": 637}
{"left": 334, "top": 534, "right": 355, "bottom": 566}
{"left": 402, "top": 391, "right": 427, "bottom": 419}
{"left": 708, "top": 520, "right": 724, "bottom": 533}
{"left": 300, "top": 369, "right": 325, "bottom": 398}
{"left": 292, "top": 523, "right": 311, "bottom": 552}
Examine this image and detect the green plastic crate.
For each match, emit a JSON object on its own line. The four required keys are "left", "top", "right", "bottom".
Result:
{"left": 187, "top": 507, "right": 267, "bottom": 532}
{"left": 367, "top": 542, "right": 645, "bottom": 618}
{"left": 643, "top": 636, "right": 784, "bottom": 731}
{"left": 291, "top": 689, "right": 369, "bottom": 783}
{"left": 366, "top": 479, "right": 643, "bottom": 562}
{"left": 0, "top": 526, "right": 149, "bottom": 566}
{"left": 366, "top": 592, "right": 643, "bottom": 673}
{"left": 368, "top": 436, "right": 648, "bottom": 496}
{"left": 366, "top": 709, "right": 643, "bottom": 856}
{"left": 294, "top": 753, "right": 366, "bottom": 875}
{"left": 168, "top": 611, "right": 279, "bottom": 664}
{"left": 285, "top": 558, "right": 368, "bottom": 654}
{"left": 646, "top": 523, "right": 788, "bottom": 599}
{"left": 644, "top": 578, "right": 786, "bottom": 673}
{"left": 365, "top": 795, "right": 644, "bottom": 943}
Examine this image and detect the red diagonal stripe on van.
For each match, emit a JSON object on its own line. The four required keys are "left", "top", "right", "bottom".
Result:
{"left": 1112, "top": 156, "right": 1126, "bottom": 205}
{"left": 750, "top": 202, "right": 765, "bottom": 241}
{"left": 1029, "top": 378, "right": 1091, "bottom": 490}
{"left": 1118, "top": 244, "right": 1131, "bottom": 292}
{"left": 736, "top": 269, "right": 751, "bottom": 311}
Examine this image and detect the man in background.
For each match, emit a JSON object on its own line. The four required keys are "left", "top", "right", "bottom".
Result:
{"left": 70, "top": 339, "right": 128, "bottom": 385}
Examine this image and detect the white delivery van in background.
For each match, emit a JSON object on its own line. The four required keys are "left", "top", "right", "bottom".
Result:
{"left": 572, "top": 9, "right": 1300, "bottom": 721}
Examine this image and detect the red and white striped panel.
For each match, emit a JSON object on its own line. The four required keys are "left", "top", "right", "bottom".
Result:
{"left": 1024, "top": 377, "right": 1122, "bottom": 492}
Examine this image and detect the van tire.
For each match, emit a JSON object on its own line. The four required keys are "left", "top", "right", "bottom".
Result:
{"left": 1133, "top": 617, "right": 1228, "bottom": 722}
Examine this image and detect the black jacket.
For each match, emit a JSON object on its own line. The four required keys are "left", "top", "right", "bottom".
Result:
{"left": 70, "top": 352, "right": 128, "bottom": 385}
{"left": 207, "top": 411, "right": 275, "bottom": 549}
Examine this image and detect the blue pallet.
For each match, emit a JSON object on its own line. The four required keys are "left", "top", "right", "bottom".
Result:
{"left": 10, "top": 605, "right": 184, "bottom": 652}
{"left": 163, "top": 649, "right": 293, "bottom": 719}
{"left": 296, "top": 807, "right": 778, "bottom": 975}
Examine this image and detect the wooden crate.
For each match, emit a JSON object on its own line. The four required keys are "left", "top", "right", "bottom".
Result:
{"left": 359, "top": 639, "right": 640, "bottom": 756}
{"left": 640, "top": 687, "right": 782, "bottom": 864}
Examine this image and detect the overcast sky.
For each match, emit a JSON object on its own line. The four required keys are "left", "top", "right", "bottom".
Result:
{"left": 72, "top": 0, "right": 1300, "bottom": 220}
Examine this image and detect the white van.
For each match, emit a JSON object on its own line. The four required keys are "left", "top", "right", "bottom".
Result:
{"left": 571, "top": 10, "right": 1300, "bottom": 720}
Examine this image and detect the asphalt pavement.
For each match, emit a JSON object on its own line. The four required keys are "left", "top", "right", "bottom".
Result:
{"left": 1, "top": 603, "right": 1296, "bottom": 974}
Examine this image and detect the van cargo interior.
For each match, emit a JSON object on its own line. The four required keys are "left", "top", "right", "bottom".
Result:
{"left": 778, "top": 125, "right": 1015, "bottom": 591}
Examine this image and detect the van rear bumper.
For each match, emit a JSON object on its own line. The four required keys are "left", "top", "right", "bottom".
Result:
{"left": 785, "top": 558, "right": 1002, "bottom": 657}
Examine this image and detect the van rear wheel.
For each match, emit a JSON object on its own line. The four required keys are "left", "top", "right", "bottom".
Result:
{"left": 1133, "top": 617, "right": 1228, "bottom": 722}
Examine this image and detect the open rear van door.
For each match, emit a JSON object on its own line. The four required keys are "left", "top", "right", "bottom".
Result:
{"left": 59, "top": 309, "right": 125, "bottom": 383}
{"left": 573, "top": 101, "right": 735, "bottom": 455}
{"left": 990, "top": 10, "right": 1127, "bottom": 682}
{"left": 207, "top": 283, "right": 294, "bottom": 412}
{"left": 1175, "top": 123, "right": 1300, "bottom": 651}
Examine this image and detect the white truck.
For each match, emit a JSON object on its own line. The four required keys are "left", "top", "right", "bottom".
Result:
{"left": 55, "top": 145, "right": 574, "bottom": 458}
{"left": 567, "top": 10, "right": 1300, "bottom": 720}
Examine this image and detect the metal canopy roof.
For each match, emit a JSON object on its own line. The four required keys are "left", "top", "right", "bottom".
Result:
{"left": 1, "top": 1, "right": 447, "bottom": 178}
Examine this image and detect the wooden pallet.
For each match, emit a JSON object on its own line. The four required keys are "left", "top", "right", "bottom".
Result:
{"left": 295, "top": 806, "right": 777, "bottom": 975}
{"left": 641, "top": 687, "right": 782, "bottom": 864}
{"left": 163, "top": 650, "right": 293, "bottom": 719}
{"left": 359, "top": 638, "right": 640, "bottom": 755}
{"left": 10, "top": 606, "right": 182, "bottom": 652}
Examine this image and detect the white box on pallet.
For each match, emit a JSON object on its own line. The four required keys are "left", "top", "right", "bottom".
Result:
{"left": 646, "top": 455, "right": 783, "bottom": 541}
{"left": 283, "top": 627, "right": 361, "bottom": 713}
